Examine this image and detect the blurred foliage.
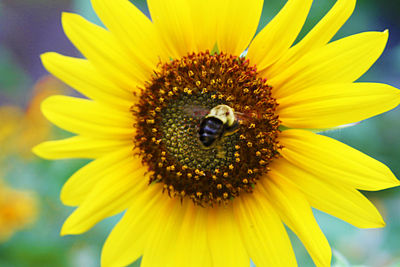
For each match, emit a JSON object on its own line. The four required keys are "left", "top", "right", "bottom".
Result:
{"left": 0, "top": 0, "right": 399, "bottom": 266}
{"left": 0, "top": 76, "right": 71, "bottom": 161}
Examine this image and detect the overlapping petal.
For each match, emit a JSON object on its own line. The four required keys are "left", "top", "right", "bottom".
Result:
{"left": 60, "top": 147, "right": 137, "bottom": 206}
{"left": 269, "top": 31, "right": 388, "bottom": 99}
{"left": 147, "top": 0, "right": 196, "bottom": 58}
{"left": 215, "top": 0, "right": 264, "bottom": 56}
{"left": 41, "top": 53, "right": 134, "bottom": 109}
{"left": 91, "top": 0, "right": 169, "bottom": 69}
{"left": 264, "top": 174, "right": 331, "bottom": 267}
{"left": 62, "top": 13, "right": 146, "bottom": 89}
{"left": 41, "top": 95, "right": 133, "bottom": 139}
{"left": 162, "top": 204, "right": 211, "bottom": 267}
{"left": 279, "top": 129, "right": 400, "bottom": 191}
{"left": 234, "top": 190, "right": 297, "bottom": 267}
{"left": 140, "top": 199, "right": 188, "bottom": 267}
{"left": 187, "top": 0, "right": 219, "bottom": 54}
{"left": 61, "top": 152, "right": 147, "bottom": 235}
{"left": 101, "top": 184, "right": 165, "bottom": 267}
{"left": 148, "top": 0, "right": 263, "bottom": 58}
{"left": 247, "top": 0, "right": 312, "bottom": 71}
{"left": 265, "top": 0, "right": 356, "bottom": 78}
{"left": 208, "top": 206, "right": 250, "bottom": 267}
{"left": 271, "top": 158, "right": 385, "bottom": 228}
{"left": 278, "top": 83, "right": 400, "bottom": 129}
{"left": 147, "top": 0, "right": 222, "bottom": 58}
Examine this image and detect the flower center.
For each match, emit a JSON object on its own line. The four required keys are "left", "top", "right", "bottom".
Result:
{"left": 133, "top": 51, "right": 281, "bottom": 206}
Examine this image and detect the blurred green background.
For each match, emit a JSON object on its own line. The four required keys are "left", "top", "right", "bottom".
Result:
{"left": 0, "top": 0, "right": 399, "bottom": 266}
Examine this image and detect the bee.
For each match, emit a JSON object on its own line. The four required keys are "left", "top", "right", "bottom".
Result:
{"left": 198, "top": 105, "right": 239, "bottom": 147}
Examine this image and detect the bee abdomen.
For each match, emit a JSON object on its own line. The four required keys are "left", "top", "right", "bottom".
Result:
{"left": 199, "top": 117, "right": 224, "bottom": 147}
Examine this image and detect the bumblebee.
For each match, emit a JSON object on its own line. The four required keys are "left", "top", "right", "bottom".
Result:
{"left": 198, "top": 105, "right": 238, "bottom": 147}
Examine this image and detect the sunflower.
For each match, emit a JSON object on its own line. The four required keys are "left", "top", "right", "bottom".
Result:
{"left": 33, "top": 0, "right": 400, "bottom": 266}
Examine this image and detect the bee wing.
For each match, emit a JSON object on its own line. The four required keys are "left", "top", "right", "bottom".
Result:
{"left": 234, "top": 110, "right": 266, "bottom": 122}
{"left": 233, "top": 111, "right": 250, "bottom": 123}
{"left": 183, "top": 105, "right": 210, "bottom": 119}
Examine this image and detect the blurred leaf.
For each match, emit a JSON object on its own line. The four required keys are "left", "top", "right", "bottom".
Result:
{"left": 72, "top": 0, "right": 103, "bottom": 26}
{"left": 332, "top": 249, "right": 352, "bottom": 267}
{"left": 129, "top": 257, "right": 142, "bottom": 267}
{"left": 0, "top": 76, "right": 70, "bottom": 162}
{"left": 332, "top": 249, "right": 369, "bottom": 267}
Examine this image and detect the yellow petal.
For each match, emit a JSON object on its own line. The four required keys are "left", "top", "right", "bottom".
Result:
{"left": 278, "top": 83, "right": 400, "bottom": 129}
{"left": 163, "top": 204, "right": 211, "bottom": 267}
{"left": 269, "top": 31, "right": 389, "bottom": 99}
{"left": 91, "top": 0, "right": 168, "bottom": 69}
{"left": 101, "top": 184, "right": 165, "bottom": 267}
{"left": 61, "top": 12, "right": 146, "bottom": 90}
{"left": 41, "top": 95, "right": 133, "bottom": 139}
{"left": 271, "top": 158, "right": 385, "bottom": 228}
{"left": 61, "top": 154, "right": 147, "bottom": 235}
{"left": 247, "top": 0, "right": 312, "bottom": 70}
{"left": 234, "top": 191, "right": 297, "bottom": 267}
{"left": 265, "top": 0, "right": 356, "bottom": 78}
{"left": 217, "top": 0, "right": 264, "bottom": 56}
{"left": 279, "top": 129, "right": 400, "bottom": 191}
{"left": 41, "top": 52, "right": 135, "bottom": 109}
{"left": 32, "top": 136, "right": 130, "bottom": 160}
{"left": 140, "top": 198, "right": 188, "bottom": 267}
{"left": 188, "top": 0, "right": 219, "bottom": 54}
{"left": 172, "top": 208, "right": 212, "bottom": 267}
{"left": 207, "top": 205, "right": 249, "bottom": 267}
{"left": 60, "top": 147, "right": 135, "bottom": 206}
{"left": 263, "top": 174, "right": 331, "bottom": 267}
{"left": 147, "top": 0, "right": 196, "bottom": 58}
{"left": 147, "top": 0, "right": 218, "bottom": 58}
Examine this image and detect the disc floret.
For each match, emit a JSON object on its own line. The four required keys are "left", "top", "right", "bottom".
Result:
{"left": 133, "top": 51, "right": 281, "bottom": 206}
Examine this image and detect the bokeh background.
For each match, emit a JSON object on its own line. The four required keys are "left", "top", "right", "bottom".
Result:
{"left": 0, "top": 0, "right": 399, "bottom": 266}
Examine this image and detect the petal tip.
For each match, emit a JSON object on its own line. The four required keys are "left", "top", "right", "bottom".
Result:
{"left": 373, "top": 218, "right": 386, "bottom": 229}
{"left": 40, "top": 52, "right": 53, "bottom": 63}
{"left": 373, "top": 214, "right": 386, "bottom": 229}
{"left": 382, "top": 168, "right": 400, "bottom": 189}
{"left": 381, "top": 29, "right": 389, "bottom": 42}
{"left": 60, "top": 187, "right": 79, "bottom": 207}
{"left": 61, "top": 11, "right": 75, "bottom": 20}
{"left": 61, "top": 12, "right": 76, "bottom": 26}
{"left": 61, "top": 12, "right": 82, "bottom": 31}
{"left": 40, "top": 52, "right": 62, "bottom": 68}
{"left": 40, "top": 95, "right": 56, "bottom": 118}
{"left": 60, "top": 214, "right": 83, "bottom": 236}
{"left": 60, "top": 191, "right": 68, "bottom": 205}
{"left": 390, "top": 177, "right": 400, "bottom": 188}
{"left": 33, "top": 139, "right": 70, "bottom": 160}
{"left": 32, "top": 143, "right": 47, "bottom": 159}
{"left": 60, "top": 224, "right": 69, "bottom": 236}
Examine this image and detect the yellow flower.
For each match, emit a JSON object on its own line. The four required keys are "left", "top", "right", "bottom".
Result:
{"left": 33, "top": 0, "right": 400, "bottom": 266}
{"left": 0, "top": 180, "right": 38, "bottom": 242}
